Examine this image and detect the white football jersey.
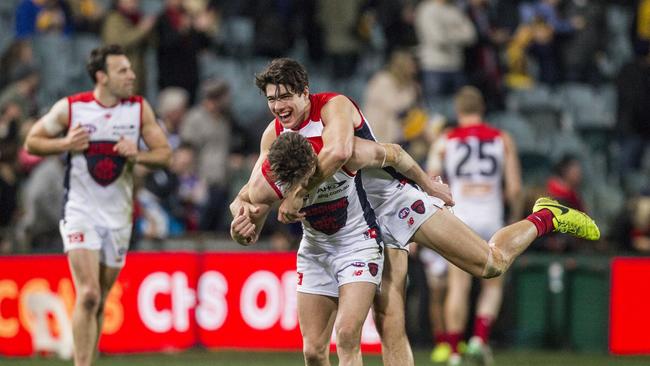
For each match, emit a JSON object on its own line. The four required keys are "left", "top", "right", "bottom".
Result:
{"left": 63, "top": 91, "right": 142, "bottom": 229}
{"left": 442, "top": 123, "right": 506, "bottom": 235}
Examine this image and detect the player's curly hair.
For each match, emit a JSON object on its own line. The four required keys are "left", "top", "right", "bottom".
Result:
{"left": 255, "top": 58, "right": 309, "bottom": 95}
{"left": 268, "top": 132, "right": 317, "bottom": 189}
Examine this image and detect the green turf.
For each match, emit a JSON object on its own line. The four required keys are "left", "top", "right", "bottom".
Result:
{"left": 2, "top": 349, "right": 650, "bottom": 365}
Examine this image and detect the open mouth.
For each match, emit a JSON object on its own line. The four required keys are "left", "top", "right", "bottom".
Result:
{"left": 277, "top": 110, "right": 292, "bottom": 123}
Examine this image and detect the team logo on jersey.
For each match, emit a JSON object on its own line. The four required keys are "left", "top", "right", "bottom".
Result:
{"left": 85, "top": 141, "right": 127, "bottom": 186}
{"left": 411, "top": 200, "right": 426, "bottom": 214}
{"left": 368, "top": 262, "right": 379, "bottom": 277}
{"left": 364, "top": 227, "right": 379, "bottom": 240}
{"left": 297, "top": 272, "right": 304, "bottom": 286}
{"left": 68, "top": 232, "right": 84, "bottom": 244}
{"left": 398, "top": 207, "right": 410, "bottom": 219}
{"left": 353, "top": 270, "right": 364, "bottom": 277}
{"left": 301, "top": 197, "right": 349, "bottom": 235}
{"left": 352, "top": 262, "right": 365, "bottom": 267}
{"left": 408, "top": 217, "right": 415, "bottom": 227}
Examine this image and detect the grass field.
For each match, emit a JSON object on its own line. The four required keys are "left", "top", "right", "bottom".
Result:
{"left": 3, "top": 349, "right": 650, "bottom": 366}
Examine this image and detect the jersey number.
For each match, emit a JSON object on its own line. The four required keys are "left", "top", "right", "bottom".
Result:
{"left": 455, "top": 140, "right": 497, "bottom": 177}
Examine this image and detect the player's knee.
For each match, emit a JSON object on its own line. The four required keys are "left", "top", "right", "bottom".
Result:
{"left": 481, "top": 245, "right": 507, "bottom": 279}
{"left": 303, "top": 343, "right": 328, "bottom": 365}
{"left": 77, "top": 286, "right": 101, "bottom": 313}
{"left": 335, "top": 325, "right": 362, "bottom": 352}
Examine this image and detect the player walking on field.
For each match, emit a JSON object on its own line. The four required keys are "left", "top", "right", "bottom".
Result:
{"left": 24, "top": 45, "right": 171, "bottom": 366}
{"left": 425, "top": 86, "right": 523, "bottom": 365}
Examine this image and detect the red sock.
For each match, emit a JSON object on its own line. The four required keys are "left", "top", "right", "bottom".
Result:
{"left": 473, "top": 316, "right": 493, "bottom": 343}
{"left": 434, "top": 332, "right": 447, "bottom": 345}
{"left": 526, "top": 208, "right": 555, "bottom": 237}
{"left": 447, "top": 332, "right": 463, "bottom": 353}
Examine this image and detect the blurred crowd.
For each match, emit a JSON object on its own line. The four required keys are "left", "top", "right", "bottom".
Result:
{"left": 0, "top": 0, "right": 648, "bottom": 255}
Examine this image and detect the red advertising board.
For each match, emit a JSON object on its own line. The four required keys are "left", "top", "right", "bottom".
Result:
{"left": 0, "top": 251, "right": 381, "bottom": 357}
{"left": 610, "top": 257, "right": 650, "bottom": 355}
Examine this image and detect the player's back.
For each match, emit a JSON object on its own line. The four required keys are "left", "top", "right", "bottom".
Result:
{"left": 443, "top": 123, "right": 506, "bottom": 235}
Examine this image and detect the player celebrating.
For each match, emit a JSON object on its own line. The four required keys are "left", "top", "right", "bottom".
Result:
{"left": 231, "top": 58, "right": 600, "bottom": 366}
{"left": 24, "top": 45, "right": 171, "bottom": 366}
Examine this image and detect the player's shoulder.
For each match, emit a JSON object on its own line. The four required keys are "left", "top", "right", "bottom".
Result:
{"left": 67, "top": 91, "right": 94, "bottom": 104}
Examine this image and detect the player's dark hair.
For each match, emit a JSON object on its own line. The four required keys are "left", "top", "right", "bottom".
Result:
{"left": 454, "top": 86, "right": 485, "bottom": 115}
{"left": 86, "top": 44, "right": 126, "bottom": 83}
{"left": 255, "top": 58, "right": 309, "bottom": 95}
{"left": 268, "top": 132, "right": 317, "bottom": 189}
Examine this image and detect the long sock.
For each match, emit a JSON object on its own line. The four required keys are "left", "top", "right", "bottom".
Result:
{"left": 473, "top": 316, "right": 493, "bottom": 343}
{"left": 434, "top": 332, "right": 447, "bottom": 345}
{"left": 448, "top": 332, "right": 463, "bottom": 353}
{"left": 526, "top": 208, "right": 555, "bottom": 237}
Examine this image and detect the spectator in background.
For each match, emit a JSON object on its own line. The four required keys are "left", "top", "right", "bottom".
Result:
{"left": 615, "top": 192, "right": 650, "bottom": 254}
{"left": 364, "top": 49, "right": 420, "bottom": 144}
{"left": 561, "top": 0, "right": 606, "bottom": 84}
{"left": 374, "top": 0, "right": 418, "bottom": 57}
{"left": 540, "top": 155, "right": 586, "bottom": 253}
{"left": 102, "top": 0, "right": 157, "bottom": 96}
{"left": 0, "top": 40, "right": 36, "bottom": 90}
{"left": 65, "top": 0, "right": 106, "bottom": 34}
{"left": 463, "top": 0, "right": 510, "bottom": 111}
{"left": 170, "top": 144, "right": 207, "bottom": 232}
{"left": 317, "top": 0, "right": 367, "bottom": 80}
{"left": 547, "top": 155, "right": 585, "bottom": 211}
{"left": 0, "top": 64, "right": 40, "bottom": 124}
{"left": 248, "top": 0, "right": 298, "bottom": 58}
{"left": 0, "top": 103, "right": 22, "bottom": 253}
{"left": 180, "top": 79, "right": 232, "bottom": 233}
{"left": 632, "top": 0, "right": 650, "bottom": 56}
{"left": 363, "top": 49, "right": 435, "bottom": 162}
{"left": 15, "top": 0, "right": 75, "bottom": 39}
{"left": 616, "top": 40, "right": 650, "bottom": 192}
{"left": 157, "top": 86, "right": 189, "bottom": 149}
{"left": 15, "top": 156, "right": 65, "bottom": 253}
{"left": 519, "top": 0, "right": 586, "bottom": 85}
{"left": 415, "top": 0, "right": 476, "bottom": 105}
{"left": 157, "top": 0, "right": 215, "bottom": 103}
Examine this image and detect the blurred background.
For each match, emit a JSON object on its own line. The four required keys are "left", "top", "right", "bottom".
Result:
{"left": 0, "top": 0, "right": 649, "bottom": 362}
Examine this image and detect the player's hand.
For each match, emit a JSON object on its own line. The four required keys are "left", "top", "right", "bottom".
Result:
{"left": 65, "top": 125, "right": 90, "bottom": 152}
{"left": 278, "top": 192, "right": 306, "bottom": 224}
{"left": 430, "top": 176, "right": 454, "bottom": 206}
{"left": 113, "top": 136, "right": 138, "bottom": 162}
{"left": 229, "top": 197, "right": 260, "bottom": 218}
{"left": 230, "top": 207, "right": 257, "bottom": 245}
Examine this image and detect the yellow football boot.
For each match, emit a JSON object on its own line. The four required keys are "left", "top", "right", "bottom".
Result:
{"left": 532, "top": 197, "right": 600, "bottom": 240}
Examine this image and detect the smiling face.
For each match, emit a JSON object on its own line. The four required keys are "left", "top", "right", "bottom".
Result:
{"left": 265, "top": 84, "right": 311, "bottom": 130}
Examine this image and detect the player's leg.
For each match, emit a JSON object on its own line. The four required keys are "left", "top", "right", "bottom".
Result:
{"left": 412, "top": 198, "right": 600, "bottom": 278}
{"left": 298, "top": 292, "right": 338, "bottom": 366}
{"left": 92, "top": 225, "right": 129, "bottom": 359}
{"left": 335, "top": 281, "right": 377, "bottom": 366}
{"left": 465, "top": 276, "right": 503, "bottom": 366}
{"left": 92, "top": 264, "right": 121, "bottom": 359}
{"left": 372, "top": 247, "right": 414, "bottom": 366}
{"left": 444, "top": 264, "right": 472, "bottom": 361}
{"left": 420, "top": 248, "right": 451, "bottom": 364}
{"left": 67, "top": 249, "right": 102, "bottom": 366}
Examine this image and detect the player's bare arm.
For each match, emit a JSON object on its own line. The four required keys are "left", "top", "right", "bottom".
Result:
{"left": 230, "top": 168, "right": 277, "bottom": 245}
{"left": 278, "top": 96, "right": 357, "bottom": 223}
{"left": 502, "top": 132, "right": 524, "bottom": 222}
{"left": 116, "top": 99, "right": 171, "bottom": 168}
{"left": 348, "top": 138, "right": 454, "bottom": 206}
{"left": 229, "top": 121, "right": 276, "bottom": 218}
{"left": 25, "top": 98, "right": 90, "bottom": 155}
